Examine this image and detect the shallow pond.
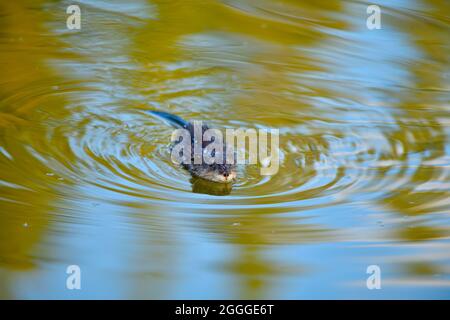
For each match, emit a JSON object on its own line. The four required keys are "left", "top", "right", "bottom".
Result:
{"left": 0, "top": 0, "right": 449, "bottom": 299}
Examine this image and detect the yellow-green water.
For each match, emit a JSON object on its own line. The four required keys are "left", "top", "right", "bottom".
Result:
{"left": 0, "top": 0, "right": 449, "bottom": 299}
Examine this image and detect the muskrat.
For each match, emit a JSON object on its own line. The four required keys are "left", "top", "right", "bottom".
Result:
{"left": 149, "top": 111, "right": 237, "bottom": 183}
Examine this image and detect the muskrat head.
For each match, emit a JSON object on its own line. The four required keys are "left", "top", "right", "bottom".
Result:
{"left": 191, "top": 163, "right": 237, "bottom": 183}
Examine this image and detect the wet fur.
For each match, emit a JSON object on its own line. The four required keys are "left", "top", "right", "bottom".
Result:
{"left": 149, "top": 111, "right": 237, "bottom": 183}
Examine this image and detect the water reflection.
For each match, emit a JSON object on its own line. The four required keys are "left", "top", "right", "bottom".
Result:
{"left": 0, "top": 0, "right": 449, "bottom": 298}
{"left": 191, "top": 177, "right": 233, "bottom": 196}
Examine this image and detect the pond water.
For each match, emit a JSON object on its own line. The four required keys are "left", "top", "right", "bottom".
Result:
{"left": 0, "top": 0, "right": 449, "bottom": 299}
